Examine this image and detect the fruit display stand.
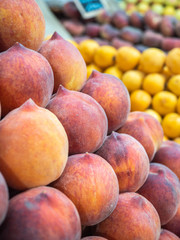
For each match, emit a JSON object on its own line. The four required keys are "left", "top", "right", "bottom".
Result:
{"left": 52, "top": 3, "right": 180, "bottom": 51}
{"left": 46, "top": 1, "right": 180, "bottom": 144}
{"left": 0, "top": 0, "right": 180, "bottom": 240}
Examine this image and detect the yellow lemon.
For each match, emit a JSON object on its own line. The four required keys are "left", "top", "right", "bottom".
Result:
{"left": 162, "top": 113, "right": 180, "bottom": 138}
{"left": 174, "top": 137, "right": 180, "bottom": 144}
{"left": 167, "top": 75, "right": 180, "bottom": 96}
{"left": 130, "top": 90, "right": 152, "bottom": 111}
{"left": 177, "top": 96, "right": 180, "bottom": 114}
{"left": 138, "top": 48, "right": 166, "bottom": 73}
{"left": 166, "top": 48, "right": 180, "bottom": 74}
{"left": 122, "top": 70, "right": 144, "bottom": 92}
{"left": 68, "top": 39, "right": 79, "bottom": 49}
{"left": 142, "top": 73, "right": 165, "bottom": 95}
{"left": 104, "top": 65, "right": 123, "bottom": 79}
{"left": 79, "top": 39, "right": 99, "bottom": 64}
{"left": 86, "top": 64, "right": 102, "bottom": 79}
{"left": 152, "top": 91, "right": 177, "bottom": 116}
{"left": 145, "top": 109, "right": 162, "bottom": 123}
{"left": 94, "top": 45, "right": 117, "bottom": 68}
{"left": 116, "top": 46, "right": 141, "bottom": 71}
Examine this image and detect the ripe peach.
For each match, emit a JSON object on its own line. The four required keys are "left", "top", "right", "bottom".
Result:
{"left": 96, "top": 132, "right": 149, "bottom": 193}
{"left": 81, "top": 237, "right": 108, "bottom": 240}
{"left": 51, "top": 153, "right": 119, "bottom": 226}
{"left": 39, "top": 32, "right": 87, "bottom": 93}
{"left": 0, "top": 186, "right": 81, "bottom": 240}
{"left": 95, "top": 192, "right": 161, "bottom": 240}
{"left": 117, "top": 111, "right": 164, "bottom": 161}
{"left": 159, "top": 229, "right": 179, "bottom": 240}
{"left": 138, "top": 163, "right": 180, "bottom": 225}
{"left": 46, "top": 85, "right": 108, "bottom": 155}
{"left": 0, "top": 42, "right": 54, "bottom": 117}
{"left": 0, "top": 0, "right": 45, "bottom": 52}
{"left": 81, "top": 70, "right": 130, "bottom": 134}
{"left": 152, "top": 140, "right": 180, "bottom": 179}
{"left": 163, "top": 203, "right": 180, "bottom": 237}
{"left": 0, "top": 99, "right": 68, "bottom": 190}
{"left": 0, "top": 173, "right": 8, "bottom": 226}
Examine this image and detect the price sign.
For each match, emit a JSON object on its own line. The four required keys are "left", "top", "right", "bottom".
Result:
{"left": 73, "top": 0, "right": 109, "bottom": 19}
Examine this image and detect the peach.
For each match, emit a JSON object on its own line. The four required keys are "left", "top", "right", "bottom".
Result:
{"left": 46, "top": 85, "right": 108, "bottom": 155}
{"left": 81, "top": 70, "right": 130, "bottom": 134}
{"left": 159, "top": 229, "right": 179, "bottom": 240}
{"left": 81, "top": 237, "right": 108, "bottom": 240}
{"left": 96, "top": 132, "right": 149, "bottom": 193}
{"left": 51, "top": 153, "right": 119, "bottom": 226}
{"left": 0, "top": 99, "right": 68, "bottom": 190}
{"left": 163, "top": 202, "right": 180, "bottom": 237}
{"left": 95, "top": 192, "right": 161, "bottom": 240}
{"left": 0, "top": 173, "right": 9, "bottom": 226}
{"left": 152, "top": 140, "right": 180, "bottom": 179}
{"left": 138, "top": 163, "right": 180, "bottom": 225}
{"left": 39, "top": 32, "right": 87, "bottom": 93}
{"left": 0, "top": 42, "right": 54, "bottom": 117}
{"left": 117, "top": 111, "right": 164, "bottom": 161}
{"left": 0, "top": 0, "right": 45, "bottom": 52}
{"left": 0, "top": 186, "right": 81, "bottom": 240}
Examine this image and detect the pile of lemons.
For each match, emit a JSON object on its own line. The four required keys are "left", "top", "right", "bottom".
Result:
{"left": 73, "top": 39, "right": 180, "bottom": 143}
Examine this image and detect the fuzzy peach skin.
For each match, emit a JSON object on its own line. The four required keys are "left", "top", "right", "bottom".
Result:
{"left": 117, "top": 111, "right": 164, "bottom": 161}
{"left": 81, "top": 70, "right": 130, "bottom": 134}
{"left": 0, "top": 0, "right": 45, "bottom": 52}
{"left": 0, "top": 99, "right": 68, "bottom": 190}
{"left": 159, "top": 229, "right": 180, "bottom": 240}
{"left": 0, "top": 173, "right": 8, "bottom": 226}
{"left": 0, "top": 186, "right": 81, "bottom": 240}
{"left": 81, "top": 237, "right": 108, "bottom": 240}
{"left": 163, "top": 202, "right": 180, "bottom": 237}
{"left": 46, "top": 85, "right": 108, "bottom": 155}
{"left": 96, "top": 132, "right": 149, "bottom": 193}
{"left": 138, "top": 163, "right": 180, "bottom": 226}
{"left": 39, "top": 32, "right": 87, "bottom": 93}
{"left": 0, "top": 42, "right": 54, "bottom": 117}
{"left": 152, "top": 140, "right": 180, "bottom": 179}
{"left": 95, "top": 192, "right": 161, "bottom": 240}
{"left": 51, "top": 153, "right": 119, "bottom": 226}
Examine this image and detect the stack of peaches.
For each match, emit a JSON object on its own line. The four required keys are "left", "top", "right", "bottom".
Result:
{"left": 0, "top": 1, "right": 179, "bottom": 240}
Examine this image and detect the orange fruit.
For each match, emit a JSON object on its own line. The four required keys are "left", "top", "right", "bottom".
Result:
{"left": 79, "top": 39, "right": 99, "bottom": 64}
{"left": 142, "top": 73, "right": 165, "bottom": 95}
{"left": 122, "top": 70, "right": 144, "bottom": 92}
{"left": 162, "top": 113, "right": 180, "bottom": 138}
{"left": 152, "top": 91, "right": 177, "bottom": 116}
{"left": 167, "top": 75, "right": 180, "bottom": 96}
{"left": 116, "top": 46, "right": 141, "bottom": 71}
{"left": 94, "top": 45, "right": 117, "bottom": 68}
{"left": 138, "top": 48, "right": 166, "bottom": 73}
{"left": 166, "top": 48, "right": 180, "bottom": 74}
{"left": 130, "top": 90, "right": 152, "bottom": 111}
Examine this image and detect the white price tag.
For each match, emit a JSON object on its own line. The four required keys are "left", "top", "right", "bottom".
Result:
{"left": 73, "top": 0, "right": 109, "bottom": 19}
